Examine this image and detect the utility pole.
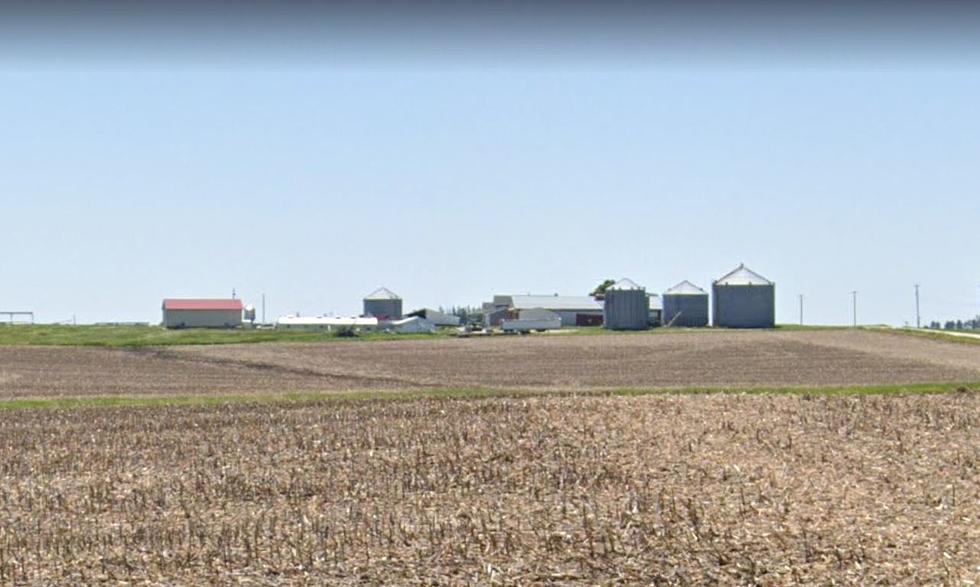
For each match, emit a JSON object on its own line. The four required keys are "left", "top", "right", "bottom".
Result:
{"left": 914, "top": 284, "right": 921, "bottom": 329}
{"left": 850, "top": 291, "right": 858, "bottom": 327}
{"left": 798, "top": 294, "right": 804, "bottom": 326}
{"left": 262, "top": 293, "right": 266, "bottom": 325}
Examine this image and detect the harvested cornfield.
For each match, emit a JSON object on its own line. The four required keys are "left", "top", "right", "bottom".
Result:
{"left": 0, "top": 393, "right": 975, "bottom": 584}
{"left": 2, "top": 329, "right": 980, "bottom": 398}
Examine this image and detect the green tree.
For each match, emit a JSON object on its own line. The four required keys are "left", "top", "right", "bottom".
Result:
{"left": 591, "top": 279, "right": 616, "bottom": 299}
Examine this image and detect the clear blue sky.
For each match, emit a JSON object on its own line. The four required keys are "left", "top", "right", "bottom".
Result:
{"left": 1, "top": 5, "right": 979, "bottom": 325}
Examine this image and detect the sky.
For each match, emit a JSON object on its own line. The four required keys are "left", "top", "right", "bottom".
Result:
{"left": 1, "top": 2, "right": 979, "bottom": 326}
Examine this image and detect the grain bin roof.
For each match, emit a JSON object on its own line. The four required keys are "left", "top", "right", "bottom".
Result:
{"left": 714, "top": 264, "right": 773, "bottom": 286}
{"left": 509, "top": 295, "right": 602, "bottom": 311}
{"left": 162, "top": 299, "right": 243, "bottom": 311}
{"left": 608, "top": 278, "right": 645, "bottom": 291}
{"left": 665, "top": 280, "right": 708, "bottom": 295}
{"left": 364, "top": 287, "right": 401, "bottom": 300}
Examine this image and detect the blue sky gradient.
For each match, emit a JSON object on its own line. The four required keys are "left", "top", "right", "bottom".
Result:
{"left": 1, "top": 5, "right": 979, "bottom": 324}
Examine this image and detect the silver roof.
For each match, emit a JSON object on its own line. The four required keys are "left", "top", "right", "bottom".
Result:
{"left": 509, "top": 295, "right": 603, "bottom": 311}
{"left": 364, "top": 287, "right": 401, "bottom": 300}
{"left": 714, "top": 264, "right": 773, "bottom": 286}
{"left": 665, "top": 280, "right": 708, "bottom": 295}
{"left": 608, "top": 277, "right": 645, "bottom": 291}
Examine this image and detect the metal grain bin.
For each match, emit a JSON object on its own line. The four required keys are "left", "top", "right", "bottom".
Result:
{"left": 663, "top": 281, "right": 709, "bottom": 327}
{"left": 363, "top": 287, "right": 403, "bottom": 320}
{"left": 603, "top": 278, "right": 649, "bottom": 330}
{"left": 712, "top": 264, "right": 775, "bottom": 328}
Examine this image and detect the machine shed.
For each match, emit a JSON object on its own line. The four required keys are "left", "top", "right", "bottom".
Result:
{"left": 162, "top": 299, "right": 243, "bottom": 329}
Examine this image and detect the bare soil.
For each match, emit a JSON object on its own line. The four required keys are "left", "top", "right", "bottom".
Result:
{"left": 0, "top": 393, "right": 975, "bottom": 584}
{"left": 1, "top": 329, "right": 979, "bottom": 398}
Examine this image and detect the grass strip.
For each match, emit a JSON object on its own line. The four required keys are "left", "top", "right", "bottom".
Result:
{"left": 0, "top": 382, "right": 973, "bottom": 411}
{"left": 888, "top": 328, "right": 980, "bottom": 346}
{"left": 0, "top": 323, "right": 855, "bottom": 348}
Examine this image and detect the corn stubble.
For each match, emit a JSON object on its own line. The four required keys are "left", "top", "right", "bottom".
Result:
{"left": 0, "top": 393, "right": 976, "bottom": 585}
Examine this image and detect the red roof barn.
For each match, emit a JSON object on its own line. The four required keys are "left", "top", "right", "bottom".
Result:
{"left": 161, "top": 299, "right": 244, "bottom": 329}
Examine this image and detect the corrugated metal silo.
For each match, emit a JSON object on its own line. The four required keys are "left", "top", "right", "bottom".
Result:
{"left": 663, "top": 281, "right": 709, "bottom": 327}
{"left": 712, "top": 264, "right": 775, "bottom": 328}
{"left": 603, "top": 278, "right": 649, "bottom": 330}
{"left": 363, "top": 287, "right": 403, "bottom": 320}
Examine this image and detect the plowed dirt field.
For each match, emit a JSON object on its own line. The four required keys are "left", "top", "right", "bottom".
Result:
{"left": 1, "top": 329, "right": 979, "bottom": 398}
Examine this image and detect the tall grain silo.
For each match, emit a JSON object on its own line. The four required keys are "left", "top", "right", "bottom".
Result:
{"left": 712, "top": 264, "right": 775, "bottom": 328}
{"left": 363, "top": 287, "right": 403, "bottom": 320}
{"left": 603, "top": 278, "right": 649, "bottom": 330}
{"left": 663, "top": 280, "right": 709, "bottom": 327}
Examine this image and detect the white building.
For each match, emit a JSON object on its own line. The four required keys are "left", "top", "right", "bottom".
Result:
{"left": 488, "top": 294, "right": 603, "bottom": 327}
{"left": 276, "top": 315, "right": 379, "bottom": 331}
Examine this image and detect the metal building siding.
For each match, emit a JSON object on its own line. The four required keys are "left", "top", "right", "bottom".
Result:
{"left": 663, "top": 293, "right": 709, "bottom": 327}
{"left": 603, "top": 289, "right": 649, "bottom": 330}
{"left": 162, "top": 309, "right": 243, "bottom": 329}
{"left": 712, "top": 284, "right": 775, "bottom": 328}
{"left": 363, "top": 299, "right": 403, "bottom": 320}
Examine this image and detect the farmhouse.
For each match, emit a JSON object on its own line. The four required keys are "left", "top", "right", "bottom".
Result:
{"left": 162, "top": 299, "right": 243, "bottom": 329}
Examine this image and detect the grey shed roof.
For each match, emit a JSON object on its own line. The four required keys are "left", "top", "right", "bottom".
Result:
{"left": 665, "top": 280, "right": 708, "bottom": 295}
{"left": 714, "top": 264, "right": 773, "bottom": 286}
{"left": 364, "top": 287, "right": 401, "bottom": 300}
{"left": 608, "top": 278, "right": 645, "bottom": 291}
{"left": 509, "top": 295, "right": 603, "bottom": 311}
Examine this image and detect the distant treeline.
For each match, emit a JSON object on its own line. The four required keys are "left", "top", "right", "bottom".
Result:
{"left": 926, "top": 316, "right": 979, "bottom": 330}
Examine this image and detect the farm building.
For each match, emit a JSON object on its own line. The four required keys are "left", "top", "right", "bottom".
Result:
{"left": 648, "top": 294, "right": 663, "bottom": 326}
{"left": 488, "top": 294, "right": 603, "bottom": 327}
{"left": 712, "top": 264, "right": 775, "bottom": 328}
{"left": 385, "top": 317, "right": 437, "bottom": 334}
{"left": 363, "top": 287, "right": 403, "bottom": 320}
{"left": 483, "top": 305, "right": 511, "bottom": 328}
{"left": 406, "top": 308, "right": 461, "bottom": 327}
{"left": 276, "top": 315, "right": 379, "bottom": 331}
{"left": 663, "top": 280, "right": 709, "bottom": 327}
{"left": 604, "top": 278, "right": 649, "bottom": 330}
{"left": 162, "top": 299, "right": 243, "bottom": 329}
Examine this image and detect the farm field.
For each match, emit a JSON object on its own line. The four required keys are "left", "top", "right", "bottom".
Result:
{"left": 1, "top": 329, "right": 980, "bottom": 398}
{"left": 0, "top": 393, "right": 976, "bottom": 584}
{"left": 0, "top": 328, "right": 978, "bottom": 584}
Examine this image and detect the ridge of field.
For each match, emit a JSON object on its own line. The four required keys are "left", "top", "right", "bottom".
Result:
{"left": 0, "top": 382, "right": 974, "bottom": 412}
{"left": 2, "top": 329, "right": 979, "bottom": 398}
{"left": 0, "top": 392, "right": 974, "bottom": 584}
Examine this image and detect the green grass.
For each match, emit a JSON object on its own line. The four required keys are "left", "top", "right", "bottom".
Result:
{"left": 889, "top": 328, "right": 980, "bottom": 346}
{"left": 0, "top": 324, "right": 453, "bottom": 347}
{"left": 0, "top": 323, "right": 851, "bottom": 347}
{"left": 0, "top": 382, "right": 972, "bottom": 411}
